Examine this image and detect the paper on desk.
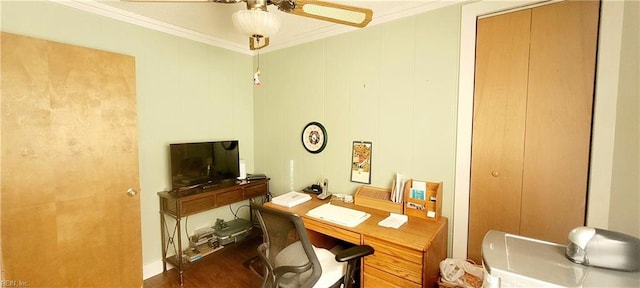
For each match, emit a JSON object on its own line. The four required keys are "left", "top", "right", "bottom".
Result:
{"left": 272, "top": 191, "right": 312, "bottom": 208}
{"left": 378, "top": 213, "right": 408, "bottom": 229}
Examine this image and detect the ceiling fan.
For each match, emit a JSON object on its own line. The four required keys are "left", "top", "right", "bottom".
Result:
{"left": 125, "top": 0, "right": 374, "bottom": 50}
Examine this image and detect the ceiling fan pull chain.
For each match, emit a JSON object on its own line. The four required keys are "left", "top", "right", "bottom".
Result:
{"left": 254, "top": 48, "right": 262, "bottom": 87}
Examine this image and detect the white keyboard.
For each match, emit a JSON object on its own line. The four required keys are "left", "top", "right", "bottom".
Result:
{"left": 306, "top": 203, "right": 370, "bottom": 227}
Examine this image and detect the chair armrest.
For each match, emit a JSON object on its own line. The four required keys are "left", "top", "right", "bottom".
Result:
{"left": 335, "top": 245, "right": 374, "bottom": 262}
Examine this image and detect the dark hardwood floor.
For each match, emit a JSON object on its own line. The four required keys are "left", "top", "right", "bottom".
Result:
{"left": 144, "top": 235, "right": 263, "bottom": 288}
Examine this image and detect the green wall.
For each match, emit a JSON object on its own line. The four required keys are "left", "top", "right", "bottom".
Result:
{"left": 1, "top": 0, "right": 253, "bottom": 278}
{"left": 254, "top": 5, "right": 461, "bottom": 214}
{"left": 609, "top": 0, "right": 639, "bottom": 236}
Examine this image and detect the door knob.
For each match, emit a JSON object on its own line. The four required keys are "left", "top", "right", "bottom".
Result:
{"left": 127, "top": 188, "right": 138, "bottom": 197}
{"left": 491, "top": 171, "right": 500, "bottom": 177}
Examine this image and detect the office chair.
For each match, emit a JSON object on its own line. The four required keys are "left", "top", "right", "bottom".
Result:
{"left": 251, "top": 202, "right": 374, "bottom": 288}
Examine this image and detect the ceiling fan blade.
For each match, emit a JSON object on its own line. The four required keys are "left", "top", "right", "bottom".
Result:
{"left": 290, "top": 0, "right": 373, "bottom": 28}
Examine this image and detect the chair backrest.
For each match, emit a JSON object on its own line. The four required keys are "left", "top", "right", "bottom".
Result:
{"left": 251, "top": 202, "right": 323, "bottom": 288}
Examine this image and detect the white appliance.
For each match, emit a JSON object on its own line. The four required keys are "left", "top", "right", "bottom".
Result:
{"left": 482, "top": 230, "right": 640, "bottom": 288}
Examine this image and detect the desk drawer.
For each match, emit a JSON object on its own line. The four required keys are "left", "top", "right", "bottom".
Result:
{"left": 216, "top": 189, "right": 244, "bottom": 206}
{"left": 363, "top": 265, "right": 421, "bottom": 288}
{"left": 365, "top": 236, "right": 423, "bottom": 264}
{"left": 181, "top": 196, "right": 216, "bottom": 215}
{"left": 364, "top": 237, "right": 423, "bottom": 284}
{"left": 303, "top": 218, "right": 361, "bottom": 244}
{"left": 244, "top": 183, "right": 267, "bottom": 198}
{"left": 161, "top": 198, "right": 178, "bottom": 216}
{"left": 364, "top": 252, "right": 423, "bottom": 284}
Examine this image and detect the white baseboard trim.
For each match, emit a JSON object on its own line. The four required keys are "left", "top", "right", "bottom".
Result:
{"left": 143, "top": 260, "right": 174, "bottom": 280}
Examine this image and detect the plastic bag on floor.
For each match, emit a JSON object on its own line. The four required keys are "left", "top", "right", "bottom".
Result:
{"left": 438, "top": 258, "right": 485, "bottom": 288}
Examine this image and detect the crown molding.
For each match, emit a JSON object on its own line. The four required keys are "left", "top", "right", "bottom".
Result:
{"left": 49, "top": 0, "right": 252, "bottom": 55}
{"left": 49, "top": 0, "right": 463, "bottom": 56}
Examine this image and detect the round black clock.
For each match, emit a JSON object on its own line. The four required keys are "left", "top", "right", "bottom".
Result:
{"left": 301, "top": 122, "right": 327, "bottom": 154}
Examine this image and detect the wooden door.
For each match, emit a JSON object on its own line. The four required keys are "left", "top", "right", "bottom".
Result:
{"left": 467, "top": 9, "right": 532, "bottom": 263}
{"left": 520, "top": 0, "right": 599, "bottom": 244}
{"left": 468, "top": 1, "right": 599, "bottom": 263}
{"left": 1, "top": 33, "right": 142, "bottom": 287}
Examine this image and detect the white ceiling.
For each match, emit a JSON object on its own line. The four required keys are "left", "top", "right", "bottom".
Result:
{"left": 56, "top": 0, "right": 461, "bottom": 55}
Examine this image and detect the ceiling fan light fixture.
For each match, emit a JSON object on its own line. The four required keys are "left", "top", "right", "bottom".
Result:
{"left": 232, "top": 9, "right": 281, "bottom": 38}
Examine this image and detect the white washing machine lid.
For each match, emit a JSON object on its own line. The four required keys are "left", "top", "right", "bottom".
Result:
{"left": 482, "top": 230, "right": 640, "bottom": 288}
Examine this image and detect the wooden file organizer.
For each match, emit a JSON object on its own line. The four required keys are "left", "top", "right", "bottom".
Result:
{"left": 354, "top": 180, "right": 442, "bottom": 220}
{"left": 354, "top": 185, "right": 403, "bottom": 214}
{"left": 403, "top": 179, "right": 442, "bottom": 221}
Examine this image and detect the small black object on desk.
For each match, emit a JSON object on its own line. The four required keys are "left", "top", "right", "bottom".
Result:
{"left": 246, "top": 173, "right": 267, "bottom": 180}
{"left": 303, "top": 184, "right": 323, "bottom": 194}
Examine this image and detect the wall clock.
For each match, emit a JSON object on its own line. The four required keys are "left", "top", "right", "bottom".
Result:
{"left": 301, "top": 122, "right": 327, "bottom": 154}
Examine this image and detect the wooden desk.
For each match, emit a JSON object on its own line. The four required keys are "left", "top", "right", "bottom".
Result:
{"left": 265, "top": 196, "right": 448, "bottom": 288}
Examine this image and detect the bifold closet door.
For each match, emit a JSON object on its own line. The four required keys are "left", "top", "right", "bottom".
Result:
{"left": 467, "top": 9, "right": 531, "bottom": 263}
{"left": 467, "top": 0, "right": 599, "bottom": 263}
{"left": 520, "top": 0, "right": 599, "bottom": 244}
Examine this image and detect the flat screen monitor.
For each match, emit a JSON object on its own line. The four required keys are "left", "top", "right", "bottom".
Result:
{"left": 170, "top": 141, "right": 239, "bottom": 189}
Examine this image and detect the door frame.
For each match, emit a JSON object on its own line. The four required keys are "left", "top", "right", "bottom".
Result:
{"left": 453, "top": 0, "right": 624, "bottom": 259}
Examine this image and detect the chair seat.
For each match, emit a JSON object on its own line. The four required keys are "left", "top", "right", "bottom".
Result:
{"left": 275, "top": 241, "right": 345, "bottom": 288}
{"left": 252, "top": 202, "right": 373, "bottom": 288}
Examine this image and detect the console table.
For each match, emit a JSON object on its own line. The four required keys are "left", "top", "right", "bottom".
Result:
{"left": 158, "top": 179, "right": 270, "bottom": 285}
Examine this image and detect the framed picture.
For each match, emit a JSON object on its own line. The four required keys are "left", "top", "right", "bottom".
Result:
{"left": 351, "top": 141, "right": 372, "bottom": 184}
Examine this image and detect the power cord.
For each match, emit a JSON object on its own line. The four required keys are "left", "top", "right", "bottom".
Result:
{"left": 229, "top": 204, "right": 249, "bottom": 219}
{"left": 184, "top": 216, "right": 191, "bottom": 243}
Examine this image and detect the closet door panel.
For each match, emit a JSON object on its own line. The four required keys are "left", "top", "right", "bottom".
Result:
{"left": 521, "top": 0, "right": 599, "bottom": 243}
{"left": 467, "top": 9, "right": 531, "bottom": 263}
